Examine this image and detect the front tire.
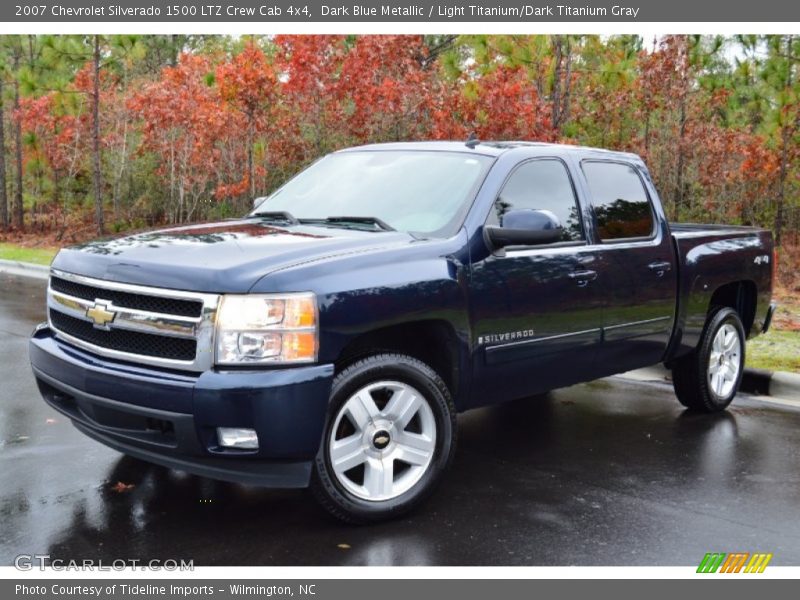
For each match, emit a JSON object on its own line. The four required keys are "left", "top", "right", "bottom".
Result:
{"left": 672, "top": 307, "right": 746, "bottom": 412}
{"left": 311, "top": 353, "right": 456, "bottom": 524}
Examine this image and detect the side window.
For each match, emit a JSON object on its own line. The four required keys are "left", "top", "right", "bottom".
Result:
{"left": 582, "top": 161, "right": 655, "bottom": 241}
{"left": 489, "top": 159, "right": 584, "bottom": 242}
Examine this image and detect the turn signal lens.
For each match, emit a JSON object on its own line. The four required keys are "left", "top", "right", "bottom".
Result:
{"left": 282, "top": 332, "right": 318, "bottom": 361}
{"left": 284, "top": 295, "right": 316, "bottom": 328}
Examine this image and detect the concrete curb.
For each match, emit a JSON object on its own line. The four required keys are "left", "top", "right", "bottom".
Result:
{"left": 0, "top": 258, "right": 50, "bottom": 280}
{"left": 741, "top": 368, "right": 773, "bottom": 396}
{"left": 744, "top": 369, "right": 800, "bottom": 400}
{"left": 622, "top": 364, "right": 800, "bottom": 401}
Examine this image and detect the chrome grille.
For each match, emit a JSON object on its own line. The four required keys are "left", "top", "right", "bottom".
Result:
{"left": 47, "top": 269, "right": 220, "bottom": 371}
{"left": 49, "top": 310, "right": 198, "bottom": 361}
{"left": 50, "top": 275, "right": 203, "bottom": 317}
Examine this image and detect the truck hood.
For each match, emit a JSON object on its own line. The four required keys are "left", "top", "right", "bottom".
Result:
{"left": 50, "top": 218, "right": 416, "bottom": 293}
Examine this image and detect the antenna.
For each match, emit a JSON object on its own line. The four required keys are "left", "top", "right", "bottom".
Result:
{"left": 465, "top": 132, "right": 480, "bottom": 149}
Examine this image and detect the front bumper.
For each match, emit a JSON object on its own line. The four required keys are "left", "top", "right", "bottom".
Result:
{"left": 29, "top": 325, "right": 334, "bottom": 488}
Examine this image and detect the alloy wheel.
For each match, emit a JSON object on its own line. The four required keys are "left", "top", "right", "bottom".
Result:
{"left": 328, "top": 380, "right": 437, "bottom": 502}
{"left": 707, "top": 323, "right": 742, "bottom": 398}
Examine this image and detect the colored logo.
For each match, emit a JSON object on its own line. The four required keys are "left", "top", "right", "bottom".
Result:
{"left": 85, "top": 300, "right": 117, "bottom": 329}
{"left": 697, "top": 552, "right": 773, "bottom": 573}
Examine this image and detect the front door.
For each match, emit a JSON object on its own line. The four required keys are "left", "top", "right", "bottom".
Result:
{"left": 468, "top": 158, "right": 604, "bottom": 407}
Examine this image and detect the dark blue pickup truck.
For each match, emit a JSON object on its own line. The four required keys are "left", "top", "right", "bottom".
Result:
{"left": 30, "top": 141, "right": 776, "bottom": 522}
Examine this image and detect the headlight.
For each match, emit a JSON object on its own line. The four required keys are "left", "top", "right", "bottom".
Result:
{"left": 215, "top": 293, "right": 318, "bottom": 365}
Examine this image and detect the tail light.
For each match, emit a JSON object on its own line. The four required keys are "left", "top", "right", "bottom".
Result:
{"left": 772, "top": 247, "right": 778, "bottom": 287}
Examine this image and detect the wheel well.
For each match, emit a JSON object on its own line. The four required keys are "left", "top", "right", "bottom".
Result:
{"left": 709, "top": 280, "right": 757, "bottom": 335}
{"left": 335, "top": 320, "right": 461, "bottom": 397}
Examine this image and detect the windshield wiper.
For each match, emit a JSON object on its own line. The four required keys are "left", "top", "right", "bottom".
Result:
{"left": 318, "top": 216, "right": 396, "bottom": 231}
{"left": 254, "top": 212, "right": 396, "bottom": 232}
{"left": 252, "top": 211, "right": 299, "bottom": 225}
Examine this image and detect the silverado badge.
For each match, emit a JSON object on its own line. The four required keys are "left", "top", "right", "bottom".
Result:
{"left": 478, "top": 329, "right": 535, "bottom": 346}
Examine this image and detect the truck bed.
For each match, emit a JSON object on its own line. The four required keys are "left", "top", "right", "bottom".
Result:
{"left": 666, "top": 221, "right": 774, "bottom": 360}
{"left": 669, "top": 222, "right": 769, "bottom": 239}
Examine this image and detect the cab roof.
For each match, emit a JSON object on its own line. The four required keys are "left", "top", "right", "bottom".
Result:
{"left": 340, "top": 140, "right": 642, "bottom": 162}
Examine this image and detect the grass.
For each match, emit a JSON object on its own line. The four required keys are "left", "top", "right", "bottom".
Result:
{"left": 750, "top": 290, "right": 800, "bottom": 373}
{"left": 0, "top": 243, "right": 57, "bottom": 266}
{"left": 748, "top": 330, "right": 800, "bottom": 373}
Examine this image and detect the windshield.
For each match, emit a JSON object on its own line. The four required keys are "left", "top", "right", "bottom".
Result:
{"left": 252, "top": 150, "right": 493, "bottom": 236}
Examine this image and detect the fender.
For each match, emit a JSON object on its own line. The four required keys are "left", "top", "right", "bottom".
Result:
{"left": 250, "top": 229, "right": 474, "bottom": 409}
{"left": 668, "top": 230, "right": 772, "bottom": 359}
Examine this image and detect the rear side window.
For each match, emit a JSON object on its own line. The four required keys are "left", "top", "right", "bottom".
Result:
{"left": 489, "top": 159, "right": 584, "bottom": 242}
{"left": 582, "top": 161, "right": 655, "bottom": 241}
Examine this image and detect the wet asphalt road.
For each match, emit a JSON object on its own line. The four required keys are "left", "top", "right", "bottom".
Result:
{"left": 1, "top": 271, "right": 800, "bottom": 566}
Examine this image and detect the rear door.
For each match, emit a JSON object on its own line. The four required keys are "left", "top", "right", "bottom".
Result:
{"left": 468, "top": 157, "right": 604, "bottom": 407}
{"left": 578, "top": 160, "right": 677, "bottom": 374}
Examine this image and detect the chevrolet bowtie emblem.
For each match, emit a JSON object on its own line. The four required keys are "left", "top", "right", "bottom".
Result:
{"left": 85, "top": 300, "right": 116, "bottom": 329}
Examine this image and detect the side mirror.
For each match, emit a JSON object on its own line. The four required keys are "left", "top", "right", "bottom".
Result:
{"left": 253, "top": 196, "right": 267, "bottom": 209}
{"left": 485, "top": 209, "right": 563, "bottom": 249}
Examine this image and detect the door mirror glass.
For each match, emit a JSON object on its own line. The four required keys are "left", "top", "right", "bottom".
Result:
{"left": 485, "top": 209, "right": 563, "bottom": 248}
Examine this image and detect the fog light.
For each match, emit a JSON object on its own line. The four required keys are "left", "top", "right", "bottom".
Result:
{"left": 217, "top": 427, "right": 259, "bottom": 450}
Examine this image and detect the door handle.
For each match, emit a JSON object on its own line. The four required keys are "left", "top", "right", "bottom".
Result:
{"left": 569, "top": 270, "right": 597, "bottom": 287}
{"left": 648, "top": 261, "right": 672, "bottom": 277}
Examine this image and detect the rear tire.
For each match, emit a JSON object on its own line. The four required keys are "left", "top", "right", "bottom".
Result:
{"left": 672, "top": 307, "right": 746, "bottom": 412}
{"left": 311, "top": 353, "right": 457, "bottom": 524}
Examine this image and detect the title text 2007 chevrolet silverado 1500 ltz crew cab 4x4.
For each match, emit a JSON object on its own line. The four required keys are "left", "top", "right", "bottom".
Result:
{"left": 30, "top": 141, "right": 776, "bottom": 523}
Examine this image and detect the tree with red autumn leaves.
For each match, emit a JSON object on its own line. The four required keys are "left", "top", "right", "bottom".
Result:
{"left": 128, "top": 53, "right": 235, "bottom": 222}
{"left": 216, "top": 41, "right": 279, "bottom": 201}
{"left": 0, "top": 34, "right": 797, "bottom": 249}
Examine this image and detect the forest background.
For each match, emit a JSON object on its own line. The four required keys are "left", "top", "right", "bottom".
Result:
{"left": 0, "top": 34, "right": 797, "bottom": 369}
